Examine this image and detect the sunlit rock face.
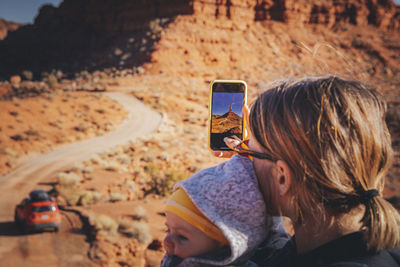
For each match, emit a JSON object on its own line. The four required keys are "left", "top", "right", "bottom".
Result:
{"left": 0, "top": 18, "right": 22, "bottom": 40}
{"left": 0, "top": 0, "right": 398, "bottom": 78}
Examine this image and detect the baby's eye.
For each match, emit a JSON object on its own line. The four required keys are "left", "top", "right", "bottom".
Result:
{"left": 177, "top": 234, "right": 188, "bottom": 241}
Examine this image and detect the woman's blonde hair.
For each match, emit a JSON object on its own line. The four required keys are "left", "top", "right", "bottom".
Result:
{"left": 249, "top": 76, "right": 400, "bottom": 251}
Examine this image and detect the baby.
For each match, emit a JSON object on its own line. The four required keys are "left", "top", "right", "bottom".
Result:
{"left": 161, "top": 155, "right": 289, "bottom": 267}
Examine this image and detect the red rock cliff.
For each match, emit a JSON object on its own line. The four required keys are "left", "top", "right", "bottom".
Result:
{"left": 0, "top": 18, "right": 22, "bottom": 40}
{"left": 0, "top": 0, "right": 398, "bottom": 79}
{"left": 29, "top": 0, "right": 400, "bottom": 34}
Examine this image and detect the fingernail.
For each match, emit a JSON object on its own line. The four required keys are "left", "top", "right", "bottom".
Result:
{"left": 224, "top": 137, "right": 233, "bottom": 144}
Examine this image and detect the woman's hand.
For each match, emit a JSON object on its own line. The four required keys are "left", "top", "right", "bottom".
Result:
{"left": 213, "top": 137, "right": 242, "bottom": 158}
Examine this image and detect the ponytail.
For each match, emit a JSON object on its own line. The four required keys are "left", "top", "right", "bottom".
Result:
{"left": 364, "top": 196, "right": 400, "bottom": 251}
{"left": 249, "top": 76, "right": 400, "bottom": 251}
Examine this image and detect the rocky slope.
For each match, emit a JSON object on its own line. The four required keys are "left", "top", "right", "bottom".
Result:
{"left": 0, "top": 0, "right": 399, "bottom": 79}
{"left": 0, "top": 18, "right": 22, "bottom": 40}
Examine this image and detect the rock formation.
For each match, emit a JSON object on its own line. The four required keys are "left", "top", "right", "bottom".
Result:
{"left": 212, "top": 106, "right": 242, "bottom": 134}
{"left": 0, "top": 18, "right": 22, "bottom": 40}
{"left": 0, "top": 0, "right": 398, "bottom": 79}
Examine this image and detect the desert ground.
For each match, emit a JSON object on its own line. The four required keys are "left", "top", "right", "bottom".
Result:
{"left": 0, "top": 1, "right": 399, "bottom": 266}
{"left": 0, "top": 68, "right": 398, "bottom": 267}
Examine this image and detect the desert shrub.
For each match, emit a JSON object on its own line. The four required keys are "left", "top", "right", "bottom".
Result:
{"left": 1, "top": 147, "right": 18, "bottom": 167}
{"left": 105, "top": 124, "right": 114, "bottom": 132}
{"left": 94, "top": 215, "right": 118, "bottom": 235}
{"left": 57, "top": 172, "right": 81, "bottom": 188}
{"left": 10, "top": 133, "right": 28, "bottom": 141}
{"left": 24, "top": 130, "right": 40, "bottom": 137}
{"left": 118, "top": 219, "right": 152, "bottom": 243}
{"left": 124, "top": 180, "right": 136, "bottom": 189}
{"left": 90, "top": 154, "right": 104, "bottom": 164}
{"left": 82, "top": 166, "right": 93, "bottom": 174}
{"left": 117, "top": 218, "right": 133, "bottom": 232}
{"left": 60, "top": 190, "right": 103, "bottom": 206}
{"left": 117, "top": 154, "right": 131, "bottom": 165}
{"left": 95, "top": 108, "right": 105, "bottom": 114}
{"left": 21, "top": 70, "right": 33, "bottom": 81}
{"left": 72, "top": 163, "right": 83, "bottom": 171}
{"left": 73, "top": 123, "right": 87, "bottom": 132}
{"left": 109, "top": 192, "right": 126, "bottom": 202}
{"left": 114, "top": 48, "right": 123, "bottom": 56}
{"left": 80, "top": 70, "right": 91, "bottom": 80}
{"left": 149, "top": 18, "right": 163, "bottom": 35}
{"left": 39, "top": 81, "right": 49, "bottom": 91}
{"left": 121, "top": 255, "right": 144, "bottom": 267}
{"left": 10, "top": 75, "right": 21, "bottom": 85}
{"left": 134, "top": 206, "right": 148, "bottom": 221}
{"left": 64, "top": 192, "right": 81, "bottom": 206}
{"left": 55, "top": 70, "right": 63, "bottom": 79}
{"left": 99, "top": 72, "right": 108, "bottom": 80}
{"left": 41, "top": 72, "right": 49, "bottom": 79}
{"left": 78, "top": 191, "right": 103, "bottom": 206}
{"left": 0, "top": 147, "right": 17, "bottom": 157}
{"left": 144, "top": 165, "right": 186, "bottom": 197}
{"left": 103, "top": 161, "right": 121, "bottom": 172}
{"left": 46, "top": 74, "right": 58, "bottom": 88}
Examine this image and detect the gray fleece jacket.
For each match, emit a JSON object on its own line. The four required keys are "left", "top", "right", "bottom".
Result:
{"left": 161, "top": 155, "right": 289, "bottom": 267}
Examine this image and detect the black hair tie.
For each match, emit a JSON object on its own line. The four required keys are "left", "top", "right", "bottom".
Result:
{"left": 359, "top": 189, "right": 380, "bottom": 204}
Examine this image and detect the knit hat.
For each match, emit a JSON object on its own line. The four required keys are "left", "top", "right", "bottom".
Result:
{"left": 165, "top": 187, "right": 229, "bottom": 245}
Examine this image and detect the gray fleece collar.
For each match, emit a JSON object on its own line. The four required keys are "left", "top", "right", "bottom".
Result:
{"left": 173, "top": 155, "right": 270, "bottom": 266}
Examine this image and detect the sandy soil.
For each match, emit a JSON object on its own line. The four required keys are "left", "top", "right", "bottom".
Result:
{"left": 0, "top": 91, "right": 163, "bottom": 266}
{"left": 0, "top": 9, "right": 399, "bottom": 267}
{"left": 0, "top": 90, "right": 128, "bottom": 176}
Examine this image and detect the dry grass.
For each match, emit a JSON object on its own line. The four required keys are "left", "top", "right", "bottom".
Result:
{"left": 57, "top": 172, "right": 81, "bottom": 188}
{"left": 60, "top": 190, "right": 95, "bottom": 206}
{"left": 144, "top": 164, "right": 186, "bottom": 197}
{"left": 78, "top": 191, "right": 103, "bottom": 206}
{"left": 94, "top": 215, "right": 119, "bottom": 235}
{"left": 55, "top": 171, "right": 102, "bottom": 206}
{"left": 134, "top": 206, "right": 148, "bottom": 221}
{"left": 109, "top": 192, "right": 126, "bottom": 202}
{"left": 118, "top": 219, "right": 152, "bottom": 244}
{"left": 103, "top": 161, "right": 122, "bottom": 172}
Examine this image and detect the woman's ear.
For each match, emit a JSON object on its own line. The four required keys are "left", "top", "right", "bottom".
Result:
{"left": 275, "top": 160, "right": 292, "bottom": 197}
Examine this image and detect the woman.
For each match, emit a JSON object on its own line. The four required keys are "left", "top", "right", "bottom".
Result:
{"left": 225, "top": 76, "right": 400, "bottom": 266}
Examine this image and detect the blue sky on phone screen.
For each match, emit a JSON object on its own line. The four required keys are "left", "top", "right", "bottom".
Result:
{"left": 212, "top": 92, "right": 243, "bottom": 116}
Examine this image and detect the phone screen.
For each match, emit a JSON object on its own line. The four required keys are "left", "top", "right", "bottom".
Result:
{"left": 209, "top": 81, "right": 246, "bottom": 151}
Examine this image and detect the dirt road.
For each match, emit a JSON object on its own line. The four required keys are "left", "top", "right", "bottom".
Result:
{"left": 0, "top": 92, "right": 162, "bottom": 266}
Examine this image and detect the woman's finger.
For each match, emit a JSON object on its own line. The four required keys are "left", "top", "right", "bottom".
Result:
{"left": 224, "top": 137, "right": 241, "bottom": 150}
{"left": 213, "top": 151, "right": 237, "bottom": 158}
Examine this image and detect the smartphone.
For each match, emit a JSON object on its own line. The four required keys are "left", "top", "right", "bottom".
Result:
{"left": 208, "top": 80, "right": 247, "bottom": 151}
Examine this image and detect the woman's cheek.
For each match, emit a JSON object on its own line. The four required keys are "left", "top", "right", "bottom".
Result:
{"left": 255, "top": 162, "right": 280, "bottom": 214}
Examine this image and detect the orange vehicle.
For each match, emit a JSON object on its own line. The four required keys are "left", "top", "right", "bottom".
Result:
{"left": 14, "top": 190, "right": 61, "bottom": 232}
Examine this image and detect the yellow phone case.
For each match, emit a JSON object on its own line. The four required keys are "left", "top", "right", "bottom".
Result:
{"left": 208, "top": 80, "right": 248, "bottom": 152}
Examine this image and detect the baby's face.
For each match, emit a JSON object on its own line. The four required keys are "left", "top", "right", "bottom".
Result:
{"left": 164, "top": 212, "right": 222, "bottom": 259}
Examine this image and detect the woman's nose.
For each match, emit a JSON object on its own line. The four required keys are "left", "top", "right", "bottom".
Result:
{"left": 163, "top": 235, "right": 175, "bottom": 256}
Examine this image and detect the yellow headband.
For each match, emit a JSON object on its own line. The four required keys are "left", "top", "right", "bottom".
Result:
{"left": 165, "top": 187, "right": 229, "bottom": 245}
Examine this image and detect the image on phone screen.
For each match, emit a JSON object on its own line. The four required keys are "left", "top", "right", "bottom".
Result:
{"left": 210, "top": 82, "right": 245, "bottom": 150}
